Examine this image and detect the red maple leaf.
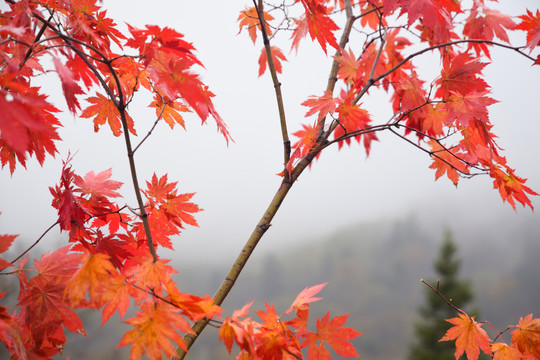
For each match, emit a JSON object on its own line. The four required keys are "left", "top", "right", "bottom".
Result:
{"left": 16, "top": 246, "right": 85, "bottom": 356}
{"left": 304, "top": 312, "right": 362, "bottom": 359}
{"left": 516, "top": 9, "right": 540, "bottom": 50}
{"left": 53, "top": 57, "right": 84, "bottom": 113}
{"left": 436, "top": 52, "right": 488, "bottom": 99}
{"left": 258, "top": 46, "right": 287, "bottom": 77}
{"left": 489, "top": 166, "right": 538, "bottom": 210}
{"left": 286, "top": 283, "right": 326, "bottom": 315}
{"left": 444, "top": 91, "right": 498, "bottom": 128}
{"left": 73, "top": 168, "right": 122, "bottom": 199}
{"left": 440, "top": 313, "right": 493, "bottom": 360}
{"left": 302, "top": 91, "right": 340, "bottom": 122}
{"left": 298, "top": 0, "right": 340, "bottom": 53}
{"left": 463, "top": 9, "right": 516, "bottom": 58}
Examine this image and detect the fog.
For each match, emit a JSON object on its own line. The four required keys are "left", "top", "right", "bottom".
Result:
{"left": 1, "top": 0, "right": 539, "bottom": 269}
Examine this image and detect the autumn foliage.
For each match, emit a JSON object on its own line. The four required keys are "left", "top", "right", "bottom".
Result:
{"left": 1, "top": 0, "right": 540, "bottom": 359}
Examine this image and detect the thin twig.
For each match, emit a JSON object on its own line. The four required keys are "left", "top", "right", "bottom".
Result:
{"left": 1, "top": 221, "right": 60, "bottom": 272}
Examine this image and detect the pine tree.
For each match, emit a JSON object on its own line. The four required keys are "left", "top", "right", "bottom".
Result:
{"left": 408, "top": 230, "right": 480, "bottom": 360}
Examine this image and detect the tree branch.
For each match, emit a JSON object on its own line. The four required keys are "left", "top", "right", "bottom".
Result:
{"left": 0, "top": 221, "right": 59, "bottom": 272}
{"left": 254, "top": 0, "right": 291, "bottom": 181}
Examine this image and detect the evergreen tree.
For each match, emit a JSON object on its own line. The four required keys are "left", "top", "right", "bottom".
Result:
{"left": 408, "top": 230, "right": 481, "bottom": 360}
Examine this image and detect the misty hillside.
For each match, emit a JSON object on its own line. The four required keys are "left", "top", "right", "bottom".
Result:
{"left": 2, "top": 214, "right": 539, "bottom": 359}
{"left": 172, "top": 215, "right": 540, "bottom": 360}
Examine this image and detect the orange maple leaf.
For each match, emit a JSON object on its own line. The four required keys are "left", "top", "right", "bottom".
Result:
{"left": 126, "top": 256, "right": 177, "bottom": 291}
{"left": 64, "top": 251, "right": 117, "bottom": 306}
{"left": 440, "top": 313, "right": 493, "bottom": 360}
{"left": 150, "top": 94, "right": 190, "bottom": 129}
{"left": 237, "top": 6, "right": 274, "bottom": 44}
{"left": 428, "top": 140, "right": 470, "bottom": 186}
{"left": 511, "top": 314, "right": 540, "bottom": 358}
{"left": 80, "top": 93, "right": 136, "bottom": 136}
{"left": 491, "top": 342, "right": 523, "bottom": 360}
{"left": 119, "top": 300, "right": 193, "bottom": 360}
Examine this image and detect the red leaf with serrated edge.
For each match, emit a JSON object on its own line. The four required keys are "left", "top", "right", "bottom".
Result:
{"left": 302, "top": 91, "right": 339, "bottom": 122}
{"left": 0, "top": 69, "right": 61, "bottom": 173}
{"left": 0, "top": 294, "right": 26, "bottom": 360}
{"left": 16, "top": 246, "right": 85, "bottom": 356}
{"left": 237, "top": 6, "right": 274, "bottom": 44}
{"left": 298, "top": 0, "right": 339, "bottom": 53}
{"left": 511, "top": 314, "right": 540, "bottom": 358}
{"left": 53, "top": 57, "right": 83, "bottom": 113}
{"left": 142, "top": 173, "right": 202, "bottom": 236}
{"left": 428, "top": 140, "right": 470, "bottom": 186}
{"left": 516, "top": 9, "right": 540, "bottom": 50}
{"left": 258, "top": 46, "right": 287, "bottom": 77}
{"left": 73, "top": 168, "right": 122, "bottom": 199}
{"left": 464, "top": 9, "right": 516, "bottom": 58}
{"left": 126, "top": 256, "right": 177, "bottom": 291}
{"left": 491, "top": 342, "right": 523, "bottom": 360}
{"left": 336, "top": 48, "right": 361, "bottom": 84}
{"left": 287, "top": 122, "right": 321, "bottom": 173}
{"left": 440, "top": 313, "right": 493, "bottom": 360}
{"left": 0, "top": 234, "right": 17, "bottom": 254}
{"left": 444, "top": 91, "right": 498, "bottom": 128}
{"left": 80, "top": 93, "right": 136, "bottom": 136}
{"left": 290, "top": 14, "right": 309, "bottom": 53}
{"left": 167, "top": 282, "right": 222, "bottom": 321}
{"left": 286, "top": 283, "right": 326, "bottom": 315}
{"left": 305, "top": 312, "right": 362, "bottom": 358}
{"left": 436, "top": 53, "right": 488, "bottom": 99}
{"left": 490, "top": 166, "right": 538, "bottom": 210}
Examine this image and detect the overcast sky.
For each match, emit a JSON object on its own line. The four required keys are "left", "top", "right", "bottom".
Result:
{"left": 1, "top": 1, "right": 539, "bottom": 267}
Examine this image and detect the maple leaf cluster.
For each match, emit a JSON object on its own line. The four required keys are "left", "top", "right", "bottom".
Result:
{"left": 238, "top": 0, "right": 540, "bottom": 210}
{"left": 440, "top": 311, "right": 540, "bottom": 360}
{"left": 0, "top": 159, "right": 215, "bottom": 358}
{"left": 0, "top": 0, "right": 230, "bottom": 176}
{"left": 219, "top": 283, "right": 361, "bottom": 359}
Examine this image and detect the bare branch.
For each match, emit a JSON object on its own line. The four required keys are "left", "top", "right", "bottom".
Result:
{"left": 1, "top": 221, "right": 60, "bottom": 272}
{"left": 253, "top": 0, "right": 291, "bottom": 181}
